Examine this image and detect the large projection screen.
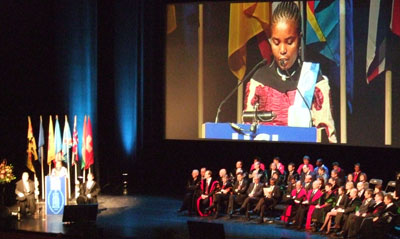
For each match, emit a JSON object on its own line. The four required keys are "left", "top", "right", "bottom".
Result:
{"left": 165, "top": 0, "right": 400, "bottom": 147}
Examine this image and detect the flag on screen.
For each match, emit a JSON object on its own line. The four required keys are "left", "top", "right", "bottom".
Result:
{"left": 306, "top": 0, "right": 339, "bottom": 64}
{"left": 72, "top": 116, "right": 79, "bottom": 166}
{"left": 81, "top": 115, "right": 87, "bottom": 170}
{"left": 391, "top": 0, "right": 400, "bottom": 36}
{"left": 306, "top": 0, "right": 354, "bottom": 112}
{"left": 84, "top": 116, "right": 94, "bottom": 170}
{"left": 54, "top": 115, "right": 62, "bottom": 162}
{"left": 47, "top": 115, "right": 55, "bottom": 165}
{"left": 27, "top": 116, "right": 38, "bottom": 173}
{"left": 167, "top": 4, "right": 177, "bottom": 34}
{"left": 228, "top": 2, "right": 272, "bottom": 80}
{"left": 62, "top": 115, "right": 72, "bottom": 161}
{"left": 366, "top": 0, "right": 392, "bottom": 83}
{"left": 38, "top": 115, "right": 45, "bottom": 164}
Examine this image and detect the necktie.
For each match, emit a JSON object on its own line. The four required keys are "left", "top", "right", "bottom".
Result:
{"left": 205, "top": 180, "right": 209, "bottom": 194}
{"left": 251, "top": 184, "right": 257, "bottom": 195}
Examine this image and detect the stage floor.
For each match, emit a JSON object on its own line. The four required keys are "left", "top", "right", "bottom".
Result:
{"left": 4, "top": 195, "right": 335, "bottom": 239}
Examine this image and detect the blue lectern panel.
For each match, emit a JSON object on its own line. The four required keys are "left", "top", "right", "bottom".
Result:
{"left": 204, "top": 123, "right": 317, "bottom": 142}
{"left": 45, "top": 176, "right": 67, "bottom": 215}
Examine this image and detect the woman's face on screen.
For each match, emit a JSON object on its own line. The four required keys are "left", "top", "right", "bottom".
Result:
{"left": 270, "top": 19, "right": 300, "bottom": 70}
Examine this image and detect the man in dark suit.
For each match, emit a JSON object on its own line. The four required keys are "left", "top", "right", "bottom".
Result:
{"left": 254, "top": 178, "right": 282, "bottom": 223}
{"left": 302, "top": 175, "right": 313, "bottom": 192}
{"left": 332, "top": 162, "right": 345, "bottom": 183}
{"left": 237, "top": 174, "right": 264, "bottom": 220}
{"left": 341, "top": 190, "right": 384, "bottom": 238}
{"left": 178, "top": 169, "right": 201, "bottom": 214}
{"left": 285, "top": 163, "right": 299, "bottom": 186}
{"left": 300, "top": 165, "right": 315, "bottom": 185}
{"left": 360, "top": 193, "right": 398, "bottom": 239}
{"left": 15, "top": 172, "right": 36, "bottom": 216}
{"left": 356, "top": 181, "right": 367, "bottom": 201}
{"left": 333, "top": 188, "right": 361, "bottom": 231}
{"left": 331, "top": 169, "right": 345, "bottom": 187}
{"left": 205, "top": 175, "right": 232, "bottom": 218}
{"left": 249, "top": 162, "right": 265, "bottom": 183}
{"left": 77, "top": 172, "right": 100, "bottom": 204}
{"left": 227, "top": 172, "right": 248, "bottom": 218}
{"left": 266, "top": 163, "right": 282, "bottom": 183}
{"left": 230, "top": 161, "right": 247, "bottom": 183}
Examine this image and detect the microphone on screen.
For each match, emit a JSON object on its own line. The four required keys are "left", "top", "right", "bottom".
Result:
{"left": 279, "top": 59, "right": 287, "bottom": 68}
{"left": 214, "top": 58, "right": 268, "bottom": 123}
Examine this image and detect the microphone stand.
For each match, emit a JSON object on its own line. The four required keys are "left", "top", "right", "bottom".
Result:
{"left": 215, "top": 58, "right": 267, "bottom": 123}
{"left": 250, "top": 103, "right": 259, "bottom": 134}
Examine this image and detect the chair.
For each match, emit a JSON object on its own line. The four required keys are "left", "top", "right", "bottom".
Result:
{"left": 369, "top": 178, "right": 383, "bottom": 186}
{"left": 385, "top": 181, "right": 396, "bottom": 192}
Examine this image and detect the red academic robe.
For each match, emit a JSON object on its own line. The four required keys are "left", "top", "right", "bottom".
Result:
{"left": 196, "top": 179, "right": 218, "bottom": 216}
{"left": 281, "top": 188, "right": 307, "bottom": 222}
{"left": 305, "top": 189, "right": 323, "bottom": 230}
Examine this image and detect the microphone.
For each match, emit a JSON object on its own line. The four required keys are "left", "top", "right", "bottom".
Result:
{"left": 279, "top": 59, "right": 287, "bottom": 68}
{"left": 279, "top": 59, "right": 313, "bottom": 127}
{"left": 215, "top": 58, "right": 268, "bottom": 123}
{"left": 242, "top": 111, "right": 276, "bottom": 122}
{"left": 229, "top": 123, "right": 246, "bottom": 134}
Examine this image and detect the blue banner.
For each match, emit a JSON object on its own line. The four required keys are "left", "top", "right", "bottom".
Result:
{"left": 46, "top": 176, "right": 67, "bottom": 215}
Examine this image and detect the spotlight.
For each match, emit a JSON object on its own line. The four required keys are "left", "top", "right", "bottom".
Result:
{"left": 122, "top": 173, "right": 128, "bottom": 195}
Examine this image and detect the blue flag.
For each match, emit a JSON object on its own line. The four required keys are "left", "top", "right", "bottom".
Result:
{"left": 306, "top": 0, "right": 353, "bottom": 113}
{"left": 38, "top": 116, "right": 45, "bottom": 164}
{"left": 54, "top": 116, "right": 62, "bottom": 161}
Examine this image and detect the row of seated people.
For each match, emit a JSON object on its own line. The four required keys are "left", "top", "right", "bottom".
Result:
{"left": 178, "top": 156, "right": 400, "bottom": 238}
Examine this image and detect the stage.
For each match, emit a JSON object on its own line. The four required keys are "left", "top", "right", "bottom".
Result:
{"left": 0, "top": 195, "right": 337, "bottom": 239}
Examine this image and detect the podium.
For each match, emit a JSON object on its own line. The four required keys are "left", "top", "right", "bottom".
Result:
{"left": 45, "top": 176, "right": 67, "bottom": 215}
{"left": 202, "top": 123, "right": 320, "bottom": 142}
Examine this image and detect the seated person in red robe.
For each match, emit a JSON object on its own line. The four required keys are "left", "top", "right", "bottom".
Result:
{"left": 196, "top": 170, "right": 218, "bottom": 216}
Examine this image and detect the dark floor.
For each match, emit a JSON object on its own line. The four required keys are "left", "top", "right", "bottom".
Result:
{"left": 2, "top": 195, "right": 337, "bottom": 239}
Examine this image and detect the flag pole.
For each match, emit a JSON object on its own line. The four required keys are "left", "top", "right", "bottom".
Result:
{"left": 67, "top": 146, "right": 71, "bottom": 200}
{"left": 40, "top": 146, "right": 44, "bottom": 200}
{"left": 83, "top": 169, "right": 86, "bottom": 183}
{"left": 73, "top": 115, "right": 78, "bottom": 195}
{"left": 198, "top": 3, "right": 204, "bottom": 137}
{"left": 339, "top": 0, "right": 347, "bottom": 143}
{"left": 385, "top": 70, "right": 392, "bottom": 145}
{"left": 65, "top": 115, "right": 71, "bottom": 200}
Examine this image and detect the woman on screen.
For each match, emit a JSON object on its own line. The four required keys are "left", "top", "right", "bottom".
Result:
{"left": 243, "top": 2, "right": 337, "bottom": 143}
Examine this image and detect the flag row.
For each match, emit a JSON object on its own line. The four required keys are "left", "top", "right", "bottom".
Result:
{"left": 26, "top": 115, "right": 94, "bottom": 173}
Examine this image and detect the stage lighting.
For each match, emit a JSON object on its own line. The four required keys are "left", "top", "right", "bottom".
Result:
{"left": 122, "top": 172, "right": 129, "bottom": 195}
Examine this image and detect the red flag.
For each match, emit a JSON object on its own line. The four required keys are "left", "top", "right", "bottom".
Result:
{"left": 72, "top": 116, "right": 79, "bottom": 166}
{"left": 84, "top": 116, "right": 94, "bottom": 170}
{"left": 392, "top": 0, "right": 400, "bottom": 36}
{"left": 81, "top": 115, "right": 87, "bottom": 170}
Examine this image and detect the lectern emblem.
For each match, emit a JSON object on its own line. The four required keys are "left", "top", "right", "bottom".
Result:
{"left": 47, "top": 189, "right": 65, "bottom": 214}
